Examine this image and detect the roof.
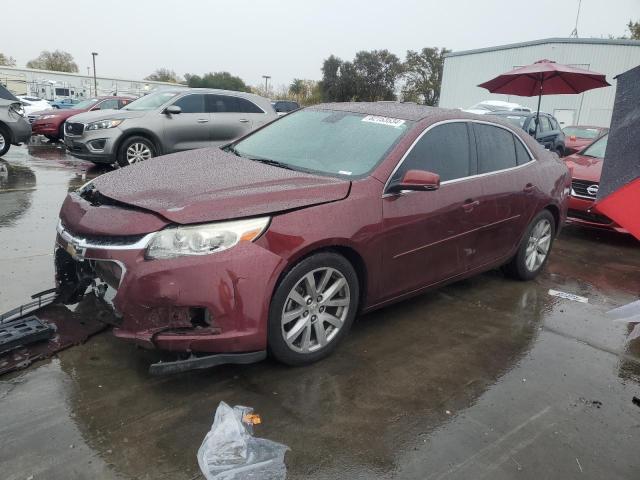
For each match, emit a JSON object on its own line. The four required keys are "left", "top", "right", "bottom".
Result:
{"left": 445, "top": 37, "right": 640, "bottom": 58}
{"left": 312, "top": 102, "right": 447, "bottom": 121}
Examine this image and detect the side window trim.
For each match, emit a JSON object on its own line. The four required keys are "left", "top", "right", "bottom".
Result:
{"left": 513, "top": 133, "right": 533, "bottom": 164}
{"left": 383, "top": 119, "right": 537, "bottom": 195}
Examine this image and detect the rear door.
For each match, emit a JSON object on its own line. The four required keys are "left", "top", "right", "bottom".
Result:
{"left": 469, "top": 123, "right": 538, "bottom": 269}
{"left": 162, "top": 93, "right": 211, "bottom": 152}
{"left": 534, "top": 116, "right": 556, "bottom": 150}
{"left": 206, "top": 94, "right": 268, "bottom": 146}
{"left": 381, "top": 121, "right": 481, "bottom": 299}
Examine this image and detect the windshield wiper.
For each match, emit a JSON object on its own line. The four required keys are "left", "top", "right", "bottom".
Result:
{"left": 249, "top": 157, "right": 295, "bottom": 170}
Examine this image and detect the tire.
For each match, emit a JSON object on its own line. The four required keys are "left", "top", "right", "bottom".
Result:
{"left": 57, "top": 123, "right": 65, "bottom": 142}
{"left": 268, "top": 252, "right": 359, "bottom": 366}
{"left": 117, "top": 136, "right": 156, "bottom": 167}
{"left": 0, "top": 126, "right": 10, "bottom": 156}
{"left": 504, "top": 210, "right": 556, "bottom": 281}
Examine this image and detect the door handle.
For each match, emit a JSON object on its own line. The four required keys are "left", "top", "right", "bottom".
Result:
{"left": 196, "top": 118, "right": 209, "bottom": 123}
{"left": 462, "top": 199, "right": 479, "bottom": 212}
{"left": 524, "top": 183, "right": 536, "bottom": 193}
{"left": 239, "top": 119, "right": 250, "bottom": 123}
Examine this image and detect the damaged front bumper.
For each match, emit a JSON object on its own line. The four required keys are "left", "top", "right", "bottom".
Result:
{"left": 54, "top": 220, "right": 285, "bottom": 354}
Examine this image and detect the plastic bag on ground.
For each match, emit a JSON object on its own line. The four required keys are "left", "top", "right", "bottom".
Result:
{"left": 197, "top": 401, "right": 288, "bottom": 480}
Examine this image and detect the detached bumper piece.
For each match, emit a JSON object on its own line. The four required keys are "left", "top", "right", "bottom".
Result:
{"left": 0, "top": 316, "right": 55, "bottom": 354}
{"left": 149, "top": 350, "right": 267, "bottom": 376}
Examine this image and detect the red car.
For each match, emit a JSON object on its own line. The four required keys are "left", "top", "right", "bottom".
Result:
{"left": 563, "top": 133, "right": 627, "bottom": 233}
{"left": 55, "top": 103, "right": 569, "bottom": 368}
{"left": 562, "top": 125, "right": 608, "bottom": 156}
{"left": 31, "top": 96, "right": 132, "bottom": 141}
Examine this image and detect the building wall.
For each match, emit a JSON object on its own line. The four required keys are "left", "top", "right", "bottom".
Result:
{"left": 439, "top": 39, "right": 640, "bottom": 127}
{"left": 0, "top": 66, "right": 181, "bottom": 100}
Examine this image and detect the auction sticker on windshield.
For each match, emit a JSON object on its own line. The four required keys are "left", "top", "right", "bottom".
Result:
{"left": 361, "top": 115, "right": 406, "bottom": 127}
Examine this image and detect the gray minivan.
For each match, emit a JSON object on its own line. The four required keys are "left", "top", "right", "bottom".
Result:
{"left": 0, "top": 85, "right": 31, "bottom": 157}
{"left": 64, "top": 88, "right": 277, "bottom": 166}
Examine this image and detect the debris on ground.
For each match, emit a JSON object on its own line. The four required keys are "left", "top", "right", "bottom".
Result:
{"left": 548, "top": 289, "right": 589, "bottom": 303}
{"left": 197, "top": 402, "right": 288, "bottom": 480}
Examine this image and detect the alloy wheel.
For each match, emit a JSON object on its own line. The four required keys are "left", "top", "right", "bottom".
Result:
{"left": 281, "top": 267, "right": 351, "bottom": 353}
{"left": 125, "top": 142, "right": 152, "bottom": 164}
{"left": 525, "top": 218, "right": 552, "bottom": 271}
{"left": 0, "top": 132, "right": 5, "bottom": 151}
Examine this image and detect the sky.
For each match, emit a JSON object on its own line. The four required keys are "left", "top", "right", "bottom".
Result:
{"left": 2, "top": 0, "right": 638, "bottom": 88}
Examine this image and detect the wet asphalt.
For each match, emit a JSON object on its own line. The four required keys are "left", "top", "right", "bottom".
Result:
{"left": 1, "top": 141, "right": 639, "bottom": 480}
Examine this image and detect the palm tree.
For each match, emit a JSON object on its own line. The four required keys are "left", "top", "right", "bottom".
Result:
{"left": 289, "top": 79, "right": 306, "bottom": 102}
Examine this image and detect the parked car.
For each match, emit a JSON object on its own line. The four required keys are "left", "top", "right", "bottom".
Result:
{"left": 50, "top": 98, "right": 80, "bottom": 109}
{"left": 31, "top": 96, "right": 132, "bottom": 142}
{"left": 563, "top": 134, "right": 627, "bottom": 233}
{"left": 64, "top": 88, "right": 277, "bottom": 166}
{"left": 562, "top": 125, "right": 608, "bottom": 155}
{"left": 17, "top": 96, "right": 53, "bottom": 121}
{"left": 272, "top": 100, "right": 300, "bottom": 116}
{"left": 462, "top": 100, "right": 531, "bottom": 115}
{"left": 488, "top": 111, "right": 565, "bottom": 156}
{"left": 54, "top": 103, "right": 569, "bottom": 366}
{"left": 0, "top": 85, "right": 31, "bottom": 157}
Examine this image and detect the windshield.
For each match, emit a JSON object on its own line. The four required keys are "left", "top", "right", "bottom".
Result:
{"left": 563, "top": 127, "right": 602, "bottom": 139}
{"left": 123, "top": 91, "right": 180, "bottom": 111}
{"left": 232, "top": 109, "right": 413, "bottom": 177}
{"left": 499, "top": 115, "right": 528, "bottom": 128}
{"left": 581, "top": 133, "right": 608, "bottom": 158}
{"left": 73, "top": 98, "right": 99, "bottom": 109}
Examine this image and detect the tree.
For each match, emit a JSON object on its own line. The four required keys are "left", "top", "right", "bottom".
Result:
{"left": 145, "top": 68, "right": 182, "bottom": 83}
{"left": 0, "top": 53, "right": 16, "bottom": 67}
{"left": 26, "top": 50, "right": 78, "bottom": 73}
{"left": 289, "top": 78, "right": 307, "bottom": 100}
{"left": 184, "top": 71, "right": 249, "bottom": 92}
{"left": 628, "top": 20, "right": 640, "bottom": 39}
{"left": 320, "top": 55, "right": 344, "bottom": 101}
{"left": 402, "top": 47, "right": 450, "bottom": 106}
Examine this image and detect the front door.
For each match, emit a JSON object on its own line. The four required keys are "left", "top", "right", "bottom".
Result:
{"left": 381, "top": 122, "right": 480, "bottom": 300}
{"left": 162, "top": 93, "right": 211, "bottom": 152}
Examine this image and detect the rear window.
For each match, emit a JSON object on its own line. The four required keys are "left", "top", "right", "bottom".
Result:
{"left": 563, "top": 127, "right": 602, "bottom": 139}
{"left": 499, "top": 115, "right": 528, "bottom": 128}
{"left": 474, "top": 124, "right": 517, "bottom": 173}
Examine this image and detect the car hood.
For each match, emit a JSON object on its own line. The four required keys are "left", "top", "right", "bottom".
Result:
{"left": 68, "top": 109, "right": 147, "bottom": 123}
{"left": 31, "top": 107, "right": 89, "bottom": 119}
{"left": 90, "top": 148, "right": 351, "bottom": 224}
{"left": 564, "top": 153, "right": 603, "bottom": 182}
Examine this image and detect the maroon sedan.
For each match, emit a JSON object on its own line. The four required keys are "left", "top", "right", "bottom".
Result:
{"left": 55, "top": 103, "right": 569, "bottom": 368}
{"left": 562, "top": 125, "right": 608, "bottom": 156}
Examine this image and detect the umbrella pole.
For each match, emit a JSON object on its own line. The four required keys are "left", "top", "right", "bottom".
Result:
{"left": 535, "top": 81, "right": 543, "bottom": 137}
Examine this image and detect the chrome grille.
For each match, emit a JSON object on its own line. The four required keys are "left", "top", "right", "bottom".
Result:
{"left": 571, "top": 180, "right": 599, "bottom": 200}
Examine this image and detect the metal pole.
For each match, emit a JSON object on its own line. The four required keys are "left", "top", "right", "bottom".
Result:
{"left": 262, "top": 75, "right": 271, "bottom": 95}
{"left": 91, "top": 52, "right": 98, "bottom": 97}
{"left": 535, "top": 80, "right": 543, "bottom": 137}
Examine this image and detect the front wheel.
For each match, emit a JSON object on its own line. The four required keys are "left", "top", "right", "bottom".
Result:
{"left": 117, "top": 136, "right": 156, "bottom": 167}
{"left": 268, "top": 252, "right": 359, "bottom": 365}
{"left": 0, "top": 127, "right": 10, "bottom": 156}
{"left": 504, "top": 210, "right": 556, "bottom": 281}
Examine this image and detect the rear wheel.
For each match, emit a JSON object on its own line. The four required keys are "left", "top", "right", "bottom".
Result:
{"left": 268, "top": 252, "right": 359, "bottom": 365}
{"left": 0, "top": 126, "right": 10, "bottom": 156}
{"left": 504, "top": 210, "right": 555, "bottom": 280}
{"left": 117, "top": 136, "right": 156, "bottom": 167}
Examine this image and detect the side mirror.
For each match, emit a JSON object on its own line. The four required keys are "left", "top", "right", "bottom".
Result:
{"left": 389, "top": 169, "right": 440, "bottom": 193}
{"left": 164, "top": 105, "right": 182, "bottom": 115}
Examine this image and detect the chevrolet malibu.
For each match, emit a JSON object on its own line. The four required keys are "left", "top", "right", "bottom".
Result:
{"left": 55, "top": 103, "right": 570, "bottom": 367}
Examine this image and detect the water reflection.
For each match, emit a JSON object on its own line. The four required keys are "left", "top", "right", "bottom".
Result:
{"left": 0, "top": 159, "right": 36, "bottom": 227}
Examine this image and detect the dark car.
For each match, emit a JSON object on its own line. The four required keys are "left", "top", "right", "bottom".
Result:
{"left": 55, "top": 103, "right": 569, "bottom": 367}
{"left": 272, "top": 100, "right": 300, "bottom": 116}
{"left": 489, "top": 111, "right": 565, "bottom": 156}
{"left": 30, "top": 96, "right": 133, "bottom": 142}
{"left": 562, "top": 125, "right": 608, "bottom": 155}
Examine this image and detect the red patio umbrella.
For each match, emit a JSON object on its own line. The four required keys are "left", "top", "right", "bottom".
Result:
{"left": 478, "top": 59, "right": 610, "bottom": 133}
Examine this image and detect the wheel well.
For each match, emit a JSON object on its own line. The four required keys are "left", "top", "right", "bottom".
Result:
{"left": 275, "top": 245, "right": 368, "bottom": 311}
{"left": 116, "top": 131, "right": 161, "bottom": 156}
{"left": 0, "top": 121, "right": 11, "bottom": 142}
{"left": 544, "top": 204, "right": 560, "bottom": 232}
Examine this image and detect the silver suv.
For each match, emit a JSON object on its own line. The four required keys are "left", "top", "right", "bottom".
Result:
{"left": 0, "top": 85, "right": 31, "bottom": 157}
{"left": 64, "top": 88, "right": 277, "bottom": 166}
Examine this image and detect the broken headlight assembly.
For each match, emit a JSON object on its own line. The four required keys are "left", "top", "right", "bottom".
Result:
{"left": 85, "top": 119, "right": 124, "bottom": 131}
{"left": 145, "top": 217, "right": 270, "bottom": 260}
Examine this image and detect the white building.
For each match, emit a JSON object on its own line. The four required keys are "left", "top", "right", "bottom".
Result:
{"left": 0, "top": 66, "right": 181, "bottom": 100}
{"left": 439, "top": 38, "right": 640, "bottom": 128}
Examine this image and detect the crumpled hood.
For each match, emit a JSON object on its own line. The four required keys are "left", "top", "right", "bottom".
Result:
{"left": 68, "top": 109, "right": 147, "bottom": 123}
{"left": 91, "top": 148, "right": 351, "bottom": 224}
{"left": 564, "top": 153, "right": 603, "bottom": 182}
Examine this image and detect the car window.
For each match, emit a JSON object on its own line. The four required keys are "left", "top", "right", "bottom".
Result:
{"left": 474, "top": 123, "right": 517, "bottom": 173}
{"left": 563, "top": 127, "right": 601, "bottom": 139}
{"left": 514, "top": 136, "right": 532, "bottom": 165}
{"left": 118, "top": 99, "right": 131, "bottom": 109}
{"left": 391, "top": 122, "right": 471, "bottom": 185}
{"left": 540, "top": 117, "right": 552, "bottom": 132}
{"left": 550, "top": 118, "right": 560, "bottom": 130}
{"left": 173, "top": 94, "right": 205, "bottom": 113}
{"left": 581, "top": 133, "right": 608, "bottom": 158}
{"left": 207, "top": 95, "right": 262, "bottom": 113}
{"left": 98, "top": 99, "right": 119, "bottom": 110}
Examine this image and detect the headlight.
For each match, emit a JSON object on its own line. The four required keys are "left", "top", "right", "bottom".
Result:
{"left": 40, "top": 114, "right": 59, "bottom": 120}
{"left": 145, "top": 217, "right": 270, "bottom": 260}
{"left": 86, "top": 119, "right": 124, "bottom": 131}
